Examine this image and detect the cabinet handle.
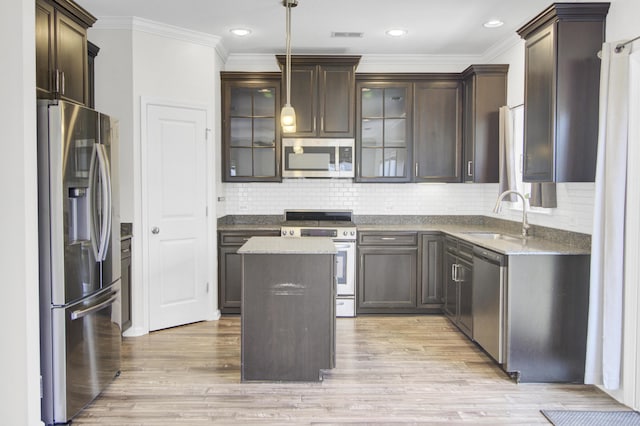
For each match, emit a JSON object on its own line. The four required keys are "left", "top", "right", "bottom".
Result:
{"left": 321, "top": 116, "right": 324, "bottom": 131}
{"left": 54, "top": 70, "right": 60, "bottom": 94}
{"left": 60, "top": 71, "right": 65, "bottom": 95}
{"left": 313, "top": 117, "right": 316, "bottom": 132}
{"left": 467, "top": 160, "right": 473, "bottom": 177}
{"left": 451, "top": 264, "right": 457, "bottom": 281}
{"left": 415, "top": 163, "right": 419, "bottom": 177}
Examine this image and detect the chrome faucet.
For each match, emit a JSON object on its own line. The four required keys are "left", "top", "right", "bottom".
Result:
{"left": 493, "top": 190, "right": 530, "bottom": 237}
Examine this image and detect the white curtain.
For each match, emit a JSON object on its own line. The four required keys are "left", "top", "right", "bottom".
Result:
{"left": 585, "top": 42, "right": 631, "bottom": 389}
{"left": 498, "top": 106, "right": 517, "bottom": 201}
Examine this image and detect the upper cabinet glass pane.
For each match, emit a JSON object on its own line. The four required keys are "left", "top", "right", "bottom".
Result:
{"left": 230, "top": 118, "right": 252, "bottom": 147}
{"left": 253, "top": 118, "right": 275, "bottom": 147}
{"left": 361, "top": 118, "right": 383, "bottom": 147}
{"left": 361, "top": 88, "right": 383, "bottom": 117}
{"left": 230, "top": 87, "right": 252, "bottom": 116}
{"left": 384, "top": 118, "right": 407, "bottom": 147}
{"left": 385, "top": 87, "right": 407, "bottom": 118}
{"left": 253, "top": 88, "right": 276, "bottom": 116}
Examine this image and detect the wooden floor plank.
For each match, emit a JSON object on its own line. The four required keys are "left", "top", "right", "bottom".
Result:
{"left": 73, "top": 315, "right": 628, "bottom": 425}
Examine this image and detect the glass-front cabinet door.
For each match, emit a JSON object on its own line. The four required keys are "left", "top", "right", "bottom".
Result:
{"left": 356, "top": 81, "right": 412, "bottom": 182}
{"left": 222, "top": 73, "right": 281, "bottom": 182}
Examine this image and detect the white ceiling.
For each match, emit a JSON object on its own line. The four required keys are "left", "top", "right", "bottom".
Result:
{"left": 75, "top": 0, "right": 556, "bottom": 56}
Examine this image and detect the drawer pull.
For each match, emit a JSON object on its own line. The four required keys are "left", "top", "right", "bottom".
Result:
{"left": 380, "top": 237, "right": 396, "bottom": 241}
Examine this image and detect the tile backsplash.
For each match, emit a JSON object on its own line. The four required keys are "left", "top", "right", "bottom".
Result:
{"left": 217, "top": 180, "right": 594, "bottom": 234}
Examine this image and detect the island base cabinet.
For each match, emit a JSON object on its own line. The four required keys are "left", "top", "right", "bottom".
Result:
{"left": 504, "top": 255, "right": 590, "bottom": 383}
{"left": 241, "top": 253, "right": 335, "bottom": 382}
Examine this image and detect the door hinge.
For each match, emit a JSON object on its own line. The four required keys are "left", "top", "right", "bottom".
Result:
{"left": 206, "top": 282, "right": 210, "bottom": 293}
{"left": 205, "top": 128, "right": 212, "bottom": 140}
{"left": 40, "top": 375, "right": 43, "bottom": 398}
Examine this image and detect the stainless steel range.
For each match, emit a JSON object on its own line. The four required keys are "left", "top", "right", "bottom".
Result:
{"left": 281, "top": 210, "right": 356, "bottom": 317}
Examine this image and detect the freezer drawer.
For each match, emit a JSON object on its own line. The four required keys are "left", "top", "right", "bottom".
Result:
{"left": 42, "top": 284, "right": 122, "bottom": 425}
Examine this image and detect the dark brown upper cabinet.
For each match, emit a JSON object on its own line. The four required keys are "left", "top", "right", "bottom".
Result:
{"left": 87, "top": 41, "right": 100, "bottom": 109}
{"left": 356, "top": 79, "right": 413, "bottom": 182}
{"left": 413, "top": 77, "right": 462, "bottom": 183}
{"left": 355, "top": 74, "right": 462, "bottom": 183}
{"left": 276, "top": 56, "right": 360, "bottom": 138}
{"left": 221, "top": 72, "right": 282, "bottom": 182}
{"left": 36, "top": 0, "right": 96, "bottom": 106}
{"left": 517, "top": 3, "right": 609, "bottom": 182}
{"left": 462, "top": 65, "right": 509, "bottom": 183}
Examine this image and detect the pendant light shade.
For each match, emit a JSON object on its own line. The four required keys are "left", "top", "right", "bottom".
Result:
{"left": 281, "top": 104, "right": 296, "bottom": 133}
{"left": 281, "top": 0, "right": 297, "bottom": 133}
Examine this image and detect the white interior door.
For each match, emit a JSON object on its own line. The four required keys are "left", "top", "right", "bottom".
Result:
{"left": 147, "top": 103, "right": 209, "bottom": 331}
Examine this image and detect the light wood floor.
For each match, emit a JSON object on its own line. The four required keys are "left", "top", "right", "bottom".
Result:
{"left": 74, "top": 315, "right": 628, "bottom": 425}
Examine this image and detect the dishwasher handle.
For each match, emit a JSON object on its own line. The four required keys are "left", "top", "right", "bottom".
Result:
{"left": 472, "top": 246, "right": 507, "bottom": 266}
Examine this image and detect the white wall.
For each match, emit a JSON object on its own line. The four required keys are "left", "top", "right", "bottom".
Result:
{"left": 0, "top": 0, "right": 41, "bottom": 424}
{"left": 88, "top": 18, "right": 223, "bottom": 335}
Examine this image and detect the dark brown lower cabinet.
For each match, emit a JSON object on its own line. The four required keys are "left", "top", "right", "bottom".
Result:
{"left": 218, "top": 230, "right": 280, "bottom": 314}
{"left": 444, "top": 237, "right": 473, "bottom": 337}
{"left": 120, "top": 237, "right": 132, "bottom": 332}
{"left": 419, "top": 233, "right": 444, "bottom": 310}
{"left": 358, "top": 231, "right": 443, "bottom": 314}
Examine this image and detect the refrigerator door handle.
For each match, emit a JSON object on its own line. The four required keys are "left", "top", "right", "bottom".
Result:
{"left": 96, "top": 145, "right": 112, "bottom": 261}
{"left": 88, "top": 144, "right": 100, "bottom": 259}
{"left": 70, "top": 291, "right": 119, "bottom": 321}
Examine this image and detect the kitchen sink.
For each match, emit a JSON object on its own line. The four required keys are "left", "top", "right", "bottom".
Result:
{"left": 463, "top": 232, "right": 526, "bottom": 243}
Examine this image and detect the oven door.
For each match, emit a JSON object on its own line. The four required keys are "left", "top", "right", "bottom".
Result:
{"left": 334, "top": 241, "right": 355, "bottom": 296}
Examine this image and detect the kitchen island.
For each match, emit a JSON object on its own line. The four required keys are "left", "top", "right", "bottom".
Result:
{"left": 238, "top": 237, "right": 337, "bottom": 382}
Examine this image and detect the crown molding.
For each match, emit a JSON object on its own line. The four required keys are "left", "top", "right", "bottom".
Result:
{"left": 481, "top": 33, "right": 523, "bottom": 63}
{"left": 92, "top": 16, "right": 227, "bottom": 60}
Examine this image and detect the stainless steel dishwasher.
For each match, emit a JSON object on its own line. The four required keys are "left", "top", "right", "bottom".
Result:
{"left": 472, "top": 246, "right": 507, "bottom": 363}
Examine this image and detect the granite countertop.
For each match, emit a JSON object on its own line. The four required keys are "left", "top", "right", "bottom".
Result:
{"left": 237, "top": 236, "right": 337, "bottom": 254}
{"left": 219, "top": 215, "right": 590, "bottom": 256}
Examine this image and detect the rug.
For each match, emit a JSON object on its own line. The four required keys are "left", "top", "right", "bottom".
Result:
{"left": 541, "top": 410, "right": 640, "bottom": 425}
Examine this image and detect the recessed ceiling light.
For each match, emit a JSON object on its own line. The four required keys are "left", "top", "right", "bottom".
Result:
{"left": 230, "top": 28, "right": 252, "bottom": 37}
{"left": 385, "top": 28, "right": 408, "bottom": 38}
{"left": 483, "top": 19, "right": 504, "bottom": 28}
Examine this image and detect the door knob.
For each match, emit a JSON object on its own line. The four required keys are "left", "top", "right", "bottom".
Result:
{"left": 151, "top": 226, "right": 160, "bottom": 234}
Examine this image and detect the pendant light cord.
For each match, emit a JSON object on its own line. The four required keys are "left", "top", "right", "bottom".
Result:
{"left": 285, "top": 0, "right": 292, "bottom": 106}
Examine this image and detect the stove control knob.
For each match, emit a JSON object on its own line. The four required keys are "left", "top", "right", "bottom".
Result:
{"left": 350, "top": 231, "right": 356, "bottom": 236}
{"left": 289, "top": 230, "right": 294, "bottom": 236}
{"left": 343, "top": 231, "right": 348, "bottom": 236}
{"left": 281, "top": 230, "right": 286, "bottom": 236}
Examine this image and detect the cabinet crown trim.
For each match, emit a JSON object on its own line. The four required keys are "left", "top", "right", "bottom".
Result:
{"left": 461, "top": 64, "right": 509, "bottom": 78}
{"left": 276, "top": 55, "right": 361, "bottom": 68}
{"left": 517, "top": 2, "right": 610, "bottom": 39}
{"left": 43, "top": 0, "right": 97, "bottom": 27}
{"left": 356, "top": 72, "right": 461, "bottom": 82}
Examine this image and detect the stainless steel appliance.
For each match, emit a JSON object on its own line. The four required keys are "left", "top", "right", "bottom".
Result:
{"left": 282, "top": 138, "right": 354, "bottom": 178}
{"left": 472, "top": 246, "right": 507, "bottom": 363}
{"left": 281, "top": 210, "right": 356, "bottom": 316}
{"left": 37, "top": 100, "right": 121, "bottom": 425}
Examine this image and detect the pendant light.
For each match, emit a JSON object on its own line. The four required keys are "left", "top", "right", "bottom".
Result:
{"left": 281, "top": 0, "right": 297, "bottom": 133}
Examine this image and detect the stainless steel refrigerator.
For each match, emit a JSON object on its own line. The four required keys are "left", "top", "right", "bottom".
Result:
{"left": 37, "top": 100, "right": 121, "bottom": 425}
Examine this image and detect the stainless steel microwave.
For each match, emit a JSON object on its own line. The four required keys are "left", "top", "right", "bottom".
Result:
{"left": 282, "top": 138, "right": 354, "bottom": 178}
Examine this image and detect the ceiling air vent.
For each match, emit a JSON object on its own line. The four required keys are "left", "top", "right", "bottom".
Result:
{"left": 331, "top": 32, "right": 364, "bottom": 38}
